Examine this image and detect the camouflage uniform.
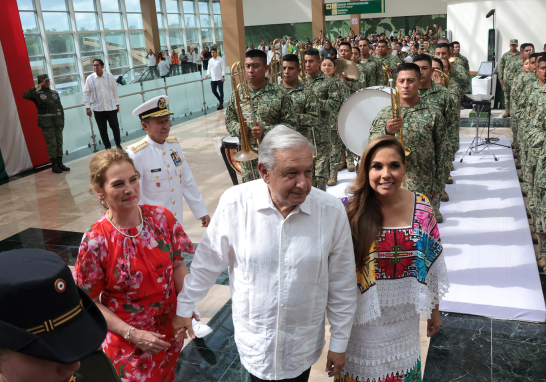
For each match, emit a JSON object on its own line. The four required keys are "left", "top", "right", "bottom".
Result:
{"left": 369, "top": 100, "right": 450, "bottom": 220}
{"left": 505, "top": 57, "right": 525, "bottom": 110}
{"left": 375, "top": 54, "right": 402, "bottom": 86}
{"left": 419, "top": 82, "right": 458, "bottom": 158}
{"left": 22, "top": 85, "right": 65, "bottom": 159}
{"left": 509, "top": 71, "right": 530, "bottom": 146}
{"left": 397, "top": 51, "right": 409, "bottom": 61}
{"left": 498, "top": 51, "right": 520, "bottom": 111}
{"left": 360, "top": 56, "right": 382, "bottom": 87}
{"left": 529, "top": 92, "right": 546, "bottom": 247}
{"left": 345, "top": 63, "right": 367, "bottom": 94}
{"left": 454, "top": 54, "right": 470, "bottom": 74}
{"left": 305, "top": 71, "right": 339, "bottom": 190}
{"left": 225, "top": 79, "right": 298, "bottom": 183}
{"left": 331, "top": 77, "right": 350, "bottom": 174}
{"left": 449, "top": 64, "right": 469, "bottom": 101}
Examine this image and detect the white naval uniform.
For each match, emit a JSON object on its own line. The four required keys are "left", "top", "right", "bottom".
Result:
{"left": 127, "top": 135, "right": 208, "bottom": 226}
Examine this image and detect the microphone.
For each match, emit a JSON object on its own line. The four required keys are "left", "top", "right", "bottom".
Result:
{"left": 486, "top": 9, "right": 495, "bottom": 18}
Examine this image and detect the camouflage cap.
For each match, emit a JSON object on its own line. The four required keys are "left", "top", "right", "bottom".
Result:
{"left": 510, "top": 39, "right": 518, "bottom": 45}
{"left": 419, "top": 44, "right": 426, "bottom": 49}
{"left": 37, "top": 73, "right": 49, "bottom": 82}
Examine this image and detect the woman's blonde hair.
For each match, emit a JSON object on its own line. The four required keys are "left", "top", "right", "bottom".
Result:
{"left": 88, "top": 148, "right": 140, "bottom": 210}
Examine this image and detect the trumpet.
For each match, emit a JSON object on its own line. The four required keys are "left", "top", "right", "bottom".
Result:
{"left": 269, "top": 38, "right": 284, "bottom": 85}
{"left": 389, "top": 78, "right": 410, "bottom": 157}
{"left": 382, "top": 63, "right": 392, "bottom": 84}
{"left": 433, "top": 68, "right": 450, "bottom": 88}
{"left": 296, "top": 43, "right": 306, "bottom": 84}
{"left": 230, "top": 61, "right": 259, "bottom": 163}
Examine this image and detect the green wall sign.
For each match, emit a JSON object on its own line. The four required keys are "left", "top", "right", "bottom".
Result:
{"left": 325, "top": 1, "right": 385, "bottom": 16}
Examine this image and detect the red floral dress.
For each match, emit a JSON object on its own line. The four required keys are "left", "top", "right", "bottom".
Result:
{"left": 74, "top": 205, "right": 194, "bottom": 382}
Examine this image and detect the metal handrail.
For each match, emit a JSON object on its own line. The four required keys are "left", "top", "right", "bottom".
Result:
{"left": 63, "top": 72, "right": 231, "bottom": 154}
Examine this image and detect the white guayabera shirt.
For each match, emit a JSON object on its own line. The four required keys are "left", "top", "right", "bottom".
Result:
{"left": 177, "top": 180, "right": 357, "bottom": 380}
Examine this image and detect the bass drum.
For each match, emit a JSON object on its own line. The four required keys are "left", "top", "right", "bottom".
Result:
{"left": 337, "top": 86, "right": 392, "bottom": 156}
{"left": 221, "top": 136, "right": 241, "bottom": 185}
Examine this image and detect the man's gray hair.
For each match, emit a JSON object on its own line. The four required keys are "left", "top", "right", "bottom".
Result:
{"left": 258, "top": 125, "right": 315, "bottom": 171}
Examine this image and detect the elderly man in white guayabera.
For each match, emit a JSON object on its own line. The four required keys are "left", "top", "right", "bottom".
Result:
{"left": 172, "top": 125, "right": 357, "bottom": 382}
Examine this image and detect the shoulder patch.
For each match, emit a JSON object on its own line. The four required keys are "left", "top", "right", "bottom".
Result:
{"left": 128, "top": 139, "right": 148, "bottom": 153}
{"left": 165, "top": 136, "right": 178, "bottom": 143}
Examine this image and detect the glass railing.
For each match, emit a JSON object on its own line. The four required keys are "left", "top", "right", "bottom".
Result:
{"left": 61, "top": 66, "right": 231, "bottom": 156}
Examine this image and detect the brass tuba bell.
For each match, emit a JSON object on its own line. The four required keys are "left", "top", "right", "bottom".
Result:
{"left": 389, "top": 78, "right": 410, "bottom": 157}
{"left": 433, "top": 68, "right": 450, "bottom": 88}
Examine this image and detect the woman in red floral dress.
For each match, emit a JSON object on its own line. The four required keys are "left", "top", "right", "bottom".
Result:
{"left": 74, "top": 149, "right": 196, "bottom": 382}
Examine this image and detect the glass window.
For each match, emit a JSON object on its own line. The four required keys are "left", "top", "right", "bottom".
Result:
{"left": 47, "top": 34, "right": 74, "bottom": 54}
{"left": 167, "top": 14, "right": 180, "bottom": 28}
{"left": 100, "top": 0, "right": 120, "bottom": 12}
{"left": 82, "top": 52, "right": 103, "bottom": 73}
{"left": 17, "top": 0, "right": 35, "bottom": 11}
{"left": 155, "top": 0, "right": 162, "bottom": 11}
{"left": 169, "top": 30, "right": 183, "bottom": 46}
{"left": 124, "top": 0, "right": 141, "bottom": 12}
{"left": 199, "top": 15, "right": 211, "bottom": 28}
{"left": 201, "top": 29, "right": 212, "bottom": 44}
{"left": 130, "top": 31, "right": 146, "bottom": 66}
{"left": 40, "top": 0, "right": 67, "bottom": 11}
{"left": 129, "top": 31, "right": 145, "bottom": 48}
{"left": 184, "top": 14, "right": 196, "bottom": 28}
{"left": 43, "top": 12, "right": 71, "bottom": 31}
{"left": 29, "top": 57, "right": 46, "bottom": 79}
{"left": 108, "top": 51, "right": 128, "bottom": 68}
{"left": 214, "top": 28, "right": 223, "bottom": 42}
{"left": 186, "top": 29, "right": 198, "bottom": 45}
{"left": 75, "top": 12, "right": 98, "bottom": 31}
{"left": 19, "top": 12, "right": 39, "bottom": 33}
{"left": 198, "top": 1, "right": 209, "bottom": 14}
{"left": 105, "top": 32, "right": 126, "bottom": 50}
{"left": 156, "top": 13, "right": 164, "bottom": 29}
{"left": 213, "top": 14, "right": 222, "bottom": 28}
{"left": 159, "top": 30, "right": 166, "bottom": 47}
{"left": 183, "top": 1, "right": 195, "bottom": 13}
{"left": 165, "top": 0, "right": 179, "bottom": 13}
{"left": 212, "top": 0, "right": 221, "bottom": 14}
{"left": 127, "top": 13, "right": 143, "bottom": 29}
{"left": 110, "top": 67, "right": 127, "bottom": 76}
{"left": 72, "top": 0, "right": 95, "bottom": 11}
{"left": 102, "top": 13, "right": 122, "bottom": 30}
{"left": 25, "top": 34, "right": 43, "bottom": 56}
{"left": 78, "top": 33, "right": 101, "bottom": 52}
{"left": 50, "top": 54, "right": 77, "bottom": 76}
{"left": 54, "top": 75, "right": 80, "bottom": 96}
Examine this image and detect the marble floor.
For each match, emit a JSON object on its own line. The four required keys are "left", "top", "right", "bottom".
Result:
{"left": 1, "top": 110, "right": 545, "bottom": 381}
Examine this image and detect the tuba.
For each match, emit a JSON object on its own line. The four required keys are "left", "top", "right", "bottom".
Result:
{"left": 389, "top": 79, "right": 410, "bottom": 157}
{"left": 230, "top": 61, "right": 259, "bottom": 162}
{"left": 449, "top": 56, "right": 459, "bottom": 64}
{"left": 269, "top": 38, "right": 284, "bottom": 85}
{"left": 296, "top": 43, "right": 306, "bottom": 83}
{"left": 433, "top": 68, "right": 450, "bottom": 88}
{"left": 382, "top": 63, "right": 392, "bottom": 83}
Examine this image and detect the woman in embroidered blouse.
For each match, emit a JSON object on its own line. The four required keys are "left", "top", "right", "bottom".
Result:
{"left": 337, "top": 136, "right": 449, "bottom": 382}
{"left": 74, "top": 149, "right": 196, "bottom": 382}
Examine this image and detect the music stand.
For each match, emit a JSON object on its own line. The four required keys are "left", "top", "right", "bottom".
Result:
{"left": 460, "top": 94, "right": 499, "bottom": 162}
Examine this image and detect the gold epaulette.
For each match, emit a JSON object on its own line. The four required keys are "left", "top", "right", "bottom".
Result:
{"left": 165, "top": 136, "right": 178, "bottom": 143}
{"left": 128, "top": 139, "right": 148, "bottom": 153}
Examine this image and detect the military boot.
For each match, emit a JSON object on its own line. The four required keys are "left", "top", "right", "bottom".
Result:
{"left": 436, "top": 211, "right": 444, "bottom": 223}
{"left": 51, "top": 158, "right": 62, "bottom": 174}
{"left": 328, "top": 165, "right": 338, "bottom": 186}
{"left": 441, "top": 192, "right": 449, "bottom": 202}
{"left": 317, "top": 179, "right": 327, "bottom": 191}
{"left": 347, "top": 157, "right": 356, "bottom": 172}
{"left": 502, "top": 105, "right": 510, "bottom": 118}
{"left": 515, "top": 160, "right": 521, "bottom": 169}
{"left": 446, "top": 175, "right": 454, "bottom": 184}
{"left": 57, "top": 156, "right": 70, "bottom": 171}
{"left": 450, "top": 163, "right": 454, "bottom": 171}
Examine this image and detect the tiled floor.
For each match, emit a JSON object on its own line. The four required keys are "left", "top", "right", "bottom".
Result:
{"left": 1, "top": 110, "right": 544, "bottom": 381}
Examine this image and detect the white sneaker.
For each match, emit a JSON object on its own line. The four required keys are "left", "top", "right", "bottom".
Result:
{"left": 192, "top": 321, "right": 213, "bottom": 338}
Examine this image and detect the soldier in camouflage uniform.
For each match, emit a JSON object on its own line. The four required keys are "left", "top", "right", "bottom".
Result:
{"left": 452, "top": 41, "right": 470, "bottom": 73}
{"left": 321, "top": 57, "right": 349, "bottom": 186}
{"left": 304, "top": 48, "right": 339, "bottom": 191}
{"left": 22, "top": 73, "right": 69, "bottom": 173}
{"left": 225, "top": 50, "right": 298, "bottom": 183}
{"left": 359, "top": 39, "right": 382, "bottom": 87}
{"left": 505, "top": 43, "right": 535, "bottom": 113}
{"left": 375, "top": 40, "right": 402, "bottom": 86}
{"left": 435, "top": 43, "right": 469, "bottom": 102}
{"left": 414, "top": 55, "right": 458, "bottom": 204}
{"left": 395, "top": 42, "right": 409, "bottom": 61}
{"left": 281, "top": 54, "right": 321, "bottom": 175}
{"left": 338, "top": 42, "right": 366, "bottom": 94}
{"left": 509, "top": 56, "right": 531, "bottom": 149}
{"left": 499, "top": 40, "right": 521, "bottom": 118}
{"left": 369, "top": 63, "right": 450, "bottom": 223}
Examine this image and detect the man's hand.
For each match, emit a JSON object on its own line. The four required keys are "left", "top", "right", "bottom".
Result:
{"left": 386, "top": 118, "right": 403, "bottom": 135}
{"left": 204, "top": 75, "right": 208, "bottom": 80}
{"left": 86, "top": 108, "right": 92, "bottom": 117}
{"left": 221, "top": 77, "right": 225, "bottom": 83}
{"left": 430, "top": 190, "right": 440, "bottom": 201}
{"left": 385, "top": 66, "right": 393, "bottom": 74}
{"left": 200, "top": 215, "right": 211, "bottom": 227}
{"left": 427, "top": 307, "right": 441, "bottom": 337}
{"left": 340, "top": 76, "right": 348, "bottom": 84}
{"left": 500, "top": 81, "right": 504, "bottom": 88}
{"left": 116, "top": 105, "right": 119, "bottom": 113}
{"left": 173, "top": 315, "right": 194, "bottom": 341}
{"left": 251, "top": 122, "right": 264, "bottom": 140}
{"left": 35, "top": 83, "right": 42, "bottom": 90}
{"left": 325, "top": 351, "right": 346, "bottom": 377}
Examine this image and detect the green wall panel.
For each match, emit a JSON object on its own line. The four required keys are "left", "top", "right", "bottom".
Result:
{"left": 245, "top": 22, "right": 312, "bottom": 47}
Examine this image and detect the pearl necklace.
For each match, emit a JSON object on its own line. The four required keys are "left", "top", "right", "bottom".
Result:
{"left": 106, "top": 206, "right": 143, "bottom": 238}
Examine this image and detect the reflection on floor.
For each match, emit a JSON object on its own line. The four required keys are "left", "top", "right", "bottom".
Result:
{"left": 2, "top": 110, "right": 545, "bottom": 380}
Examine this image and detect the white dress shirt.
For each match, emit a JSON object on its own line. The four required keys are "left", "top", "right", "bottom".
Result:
{"left": 158, "top": 60, "right": 170, "bottom": 76}
{"left": 206, "top": 57, "right": 226, "bottom": 81}
{"left": 187, "top": 53, "right": 193, "bottom": 63}
{"left": 126, "top": 135, "right": 208, "bottom": 224}
{"left": 83, "top": 72, "right": 119, "bottom": 111}
{"left": 177, "top": 180, "right": 357, "bottom": 380}
{"left": 192, "top": 52, "right": 201, "bottom": 64}
{"left": 147, "top": 54, "right": 156, "bottom": 66}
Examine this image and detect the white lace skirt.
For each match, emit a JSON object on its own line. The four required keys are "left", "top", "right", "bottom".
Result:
{"left": 342, "top": 304, "right": 421, "bottom": 381}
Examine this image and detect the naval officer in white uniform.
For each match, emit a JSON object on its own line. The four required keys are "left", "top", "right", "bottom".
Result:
{"left": 127, "top": 95, "right": 212, "bottom": 338}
